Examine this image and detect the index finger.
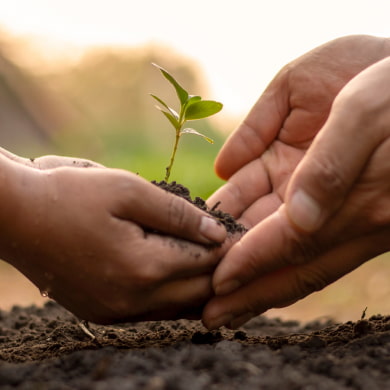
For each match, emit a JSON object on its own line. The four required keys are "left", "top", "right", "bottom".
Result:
{"left": 203, "top": 227, "right": 385, "bottom": 330}
{"left": 207, "top": 157, "right": 271, "bottom": 219}
{"left": 215, "top": 72, "right": 289, "bottom": 180}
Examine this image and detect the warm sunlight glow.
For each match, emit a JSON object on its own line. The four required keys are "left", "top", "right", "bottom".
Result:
{"left": 0, "top": 0, "right": 388, "bottom": 117}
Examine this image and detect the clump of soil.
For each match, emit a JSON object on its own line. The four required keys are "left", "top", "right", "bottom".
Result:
{"left": 153, "top": 181, "right": 247, "bottom": 236}
{"left": 0, "top": 302, "right": 390, "bottom": 389}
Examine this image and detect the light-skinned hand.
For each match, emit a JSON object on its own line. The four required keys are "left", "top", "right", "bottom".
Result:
{"left": 203, "top": 37, "right": 390, "bottom": 330}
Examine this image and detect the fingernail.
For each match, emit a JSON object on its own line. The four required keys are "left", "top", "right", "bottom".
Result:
{"left": 287, "top": 190, "right": 322, "bottom": 232}
{"left": 200, "top": 216, "right": 227, "bottom": 243}
{"left": 214, "top": 279, "right": 241, "bottom": 296}
{"left": 229, "top": 312, "right": 255, "bottom": 329}
{"left": 207, "top": 313, "right": 234, "bottom": 330}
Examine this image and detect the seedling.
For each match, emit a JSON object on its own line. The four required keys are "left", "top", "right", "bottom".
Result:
{"left": 151, "top": 63, "right": 223, "bottom": 181}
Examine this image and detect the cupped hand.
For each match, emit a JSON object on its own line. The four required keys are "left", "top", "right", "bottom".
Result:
{"left": 202, "top": 51, "right": 390, "bottom": 330}
{"left": 0, "top": 147, "right": 104, "bottom": 169}
{"left": 2, "top": 161, "right": 229, "bottom": 324}
{"left": 208, "top": 35, "right": 390, "bottom": 228}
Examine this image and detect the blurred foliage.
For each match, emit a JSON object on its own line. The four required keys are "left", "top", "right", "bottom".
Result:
{"left": 38, "top": 44, "right": 227, "bottom": 198}
{"left": 55, "top": 119, "right": 225, "bottom": 199}
{"left": 0, "top": 33, "right": 228, "bottom": 198}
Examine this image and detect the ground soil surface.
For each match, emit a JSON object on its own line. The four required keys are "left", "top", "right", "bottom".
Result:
{"left": 1, "top": 183, "right": 389, "bottom": 389}
{"left": 0, "top": 302, "right": 389, "bottom": 389}
{"left": 152, "top": 180, "right": 247, "bottom": 236}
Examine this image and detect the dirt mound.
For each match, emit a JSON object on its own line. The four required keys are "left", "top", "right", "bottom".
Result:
{"left": 0, "top": 302, "right": 389, "bottom": 389}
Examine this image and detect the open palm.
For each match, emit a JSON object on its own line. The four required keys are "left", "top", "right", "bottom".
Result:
{"left": 209, "top": 35, "right": 389, "bottom": 228}
{"left": 203, "top": 35, "right": 390, "bottom": 330}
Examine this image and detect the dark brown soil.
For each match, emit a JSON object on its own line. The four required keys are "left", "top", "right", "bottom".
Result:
{"left": 1, "top": 183, "right": 388, "bottom": 388}
{"left": 0, "top": 302, "right": 390, "bottom": 389}
{"left": 152, "top": 181, "right": 247, "bottom": 236}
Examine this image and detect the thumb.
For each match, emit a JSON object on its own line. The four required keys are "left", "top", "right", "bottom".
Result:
{"left": 214, "top": 71, "right": 289, "bottom": 180}
{"left": 285, "top": 94, "right": 382, "bottom": 233}
{"left": 286, "top": 58, "right": 390, "bottom": 232}
{"left": 115, "top": 174, "right": 227, "bottom": 245}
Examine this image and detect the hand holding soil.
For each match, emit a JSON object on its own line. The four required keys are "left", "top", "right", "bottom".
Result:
{"left": 0, "top": 146, "right": 105, "bottom": 170}
{"left": 203, "top": 37, "right": 390, "bottom": 330}
{"left": 0, "top": 155, "right": 231, "bottom": 324}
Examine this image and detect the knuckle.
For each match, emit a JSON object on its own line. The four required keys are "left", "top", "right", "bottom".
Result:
{"left": 244, "top": 247, "right": 266, "bottom": 276}
{"left": 104, "top": 297, "right": 132, "bottom": 318}
{"left": 339, "top": 86, "right": 381, "bottom": 122}
{"left": 131, "top": 268, "right": 160, "bottom": 289}
{"left": 289, "top": 239, "right": 320, "bottom": 266}
{"left": 107, "top": 252, "right": 163, "bottom": 291}
{"left": 311, "top": 156, "right": 346, "bottom": 197}
{"left": 279, "top": 227, "right": 321, "bottom": 267}
{"left": 231, "top": 241, "right": 266, "bottom": 280}
{"left": 167, "top": 195, "right": 190, "bottom": 231}
{"left": 130, "top": 256, "right": 164, "bottom": 289}
{"left": 238, "top": 119, "right": 268, "bottom": 159}
{"left": 291, "top": 266, "right": 330, "bottom": 297}
{"left": 244, "top": 295, "right": 266, "bottom": 315}
{"left": 364, "top": 203, "right": 390, "bottom": 229}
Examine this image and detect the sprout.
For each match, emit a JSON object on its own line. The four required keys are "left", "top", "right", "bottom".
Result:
{"left": 151, "top": 63, "right": 223, "bottom": 181}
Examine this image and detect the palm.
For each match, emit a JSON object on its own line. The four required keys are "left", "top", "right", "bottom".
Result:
{"left": 209, "top": 77, "right": 337, "bottom": 228}
{"left": 202, "top": 37, "right": 390, "bottom": 331}
{"left": 210, "top": 35, "right": 389, "bottom": 228}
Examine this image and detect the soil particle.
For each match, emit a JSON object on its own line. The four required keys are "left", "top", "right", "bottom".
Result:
{"left": 152, "top": 181, "right": 247, "bottom": 235}
{"left": 0, "top": 302, "right": 389, "bottom": 389}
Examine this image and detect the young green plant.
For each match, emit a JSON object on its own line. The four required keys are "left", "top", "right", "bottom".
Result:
{"left": 151, "top": 63, "right": 223, "bottom": 181}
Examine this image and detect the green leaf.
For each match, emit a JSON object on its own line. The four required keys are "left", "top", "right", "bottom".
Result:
{"left": 152, "top": 63, "right": 189, "bottom": 106}
{"left": 150, "top": 94, "right": 171, "bottom": 112}
{"left": 184, "top": 100, "right": 223, "bottom": 121}
{"left": 181, "top": 95, "right": 201, "bottom": 121}
{"left": 181, "top": 128, "right": 214, "bottom": 143}
{"left": 186, "top": 95, "right": 202, "bottom": 105}
{"left": 150, "top": 94, "right": 179, "bottom": 120}
{"left": 156, "top": 107, "right": 180, "bottom": 129}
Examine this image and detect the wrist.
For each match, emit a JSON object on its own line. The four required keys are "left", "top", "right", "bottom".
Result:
{"left": 0, "top": 155, "right": 46, "bottom": 267}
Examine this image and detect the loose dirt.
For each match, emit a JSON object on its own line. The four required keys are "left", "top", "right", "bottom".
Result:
{"left": 151, "top": 181, "right": 247, "bottom": 236}
{"left": 0, "top": 302, "right": 389, "bottom": 389}
{"left": 1, "top": 183, "right": 388, "bottom": 388}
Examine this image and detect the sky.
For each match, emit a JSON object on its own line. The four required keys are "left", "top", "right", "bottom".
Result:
{"left": 0, "top": 0, "right": 388, "bottom": 119}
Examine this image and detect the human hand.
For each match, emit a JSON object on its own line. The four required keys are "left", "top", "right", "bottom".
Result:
{"left": 1, "top": 160, "right": 229, "bottom": 324}
{"left": 208, "top": 35, "right": 390, "bottom": 227}
{"left": 0, "top": 147, "right": 104, "bottom": 169}
{"left": 202, "top": 55, "right": 390, "bottom": 330}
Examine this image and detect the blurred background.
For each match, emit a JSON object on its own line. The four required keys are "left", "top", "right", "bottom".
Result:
{"left": 0, "top": 0, "right": 389, "bottom": 323}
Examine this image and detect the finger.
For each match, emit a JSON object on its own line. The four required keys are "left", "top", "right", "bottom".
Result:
{"left": 285, "top": 59, "right": 390, "bottom": 233}
{"left": 203, "top": 230, "right": 387, "bottom": 330}
{"left": 130, "top": 228, "right": 242, "bottom": 283}
{"left": 115, "top": 173, "right": 227, "bottom": 245}
{"left": 207, "top": 158, "right": 271, "bottom": 219}
{"left": 140, "top": 274, "right": 214, "bottom": 321}
{"left": 238, "top": 192, "right": 282, "bottom": 229}
{"left": 52, "top": 230, "right": 225, "bottom": 325}
{"left": 211, "top": 205, "right": 305, "bottom": 297}
{"left": 214, "top": 72, "right": 289, "bottom": 180}
{"left": 34, "top": 155, "right": 105, "bottom": 169}
{"left": 126, "top": 233, "right": 224, "bottom": 282}
{"left": 113, "top": 223, "right": 237, "bottom": 288}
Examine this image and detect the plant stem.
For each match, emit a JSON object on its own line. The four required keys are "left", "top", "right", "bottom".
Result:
{"left": 165, "top": 130, "right": 181, "bottom": 181}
